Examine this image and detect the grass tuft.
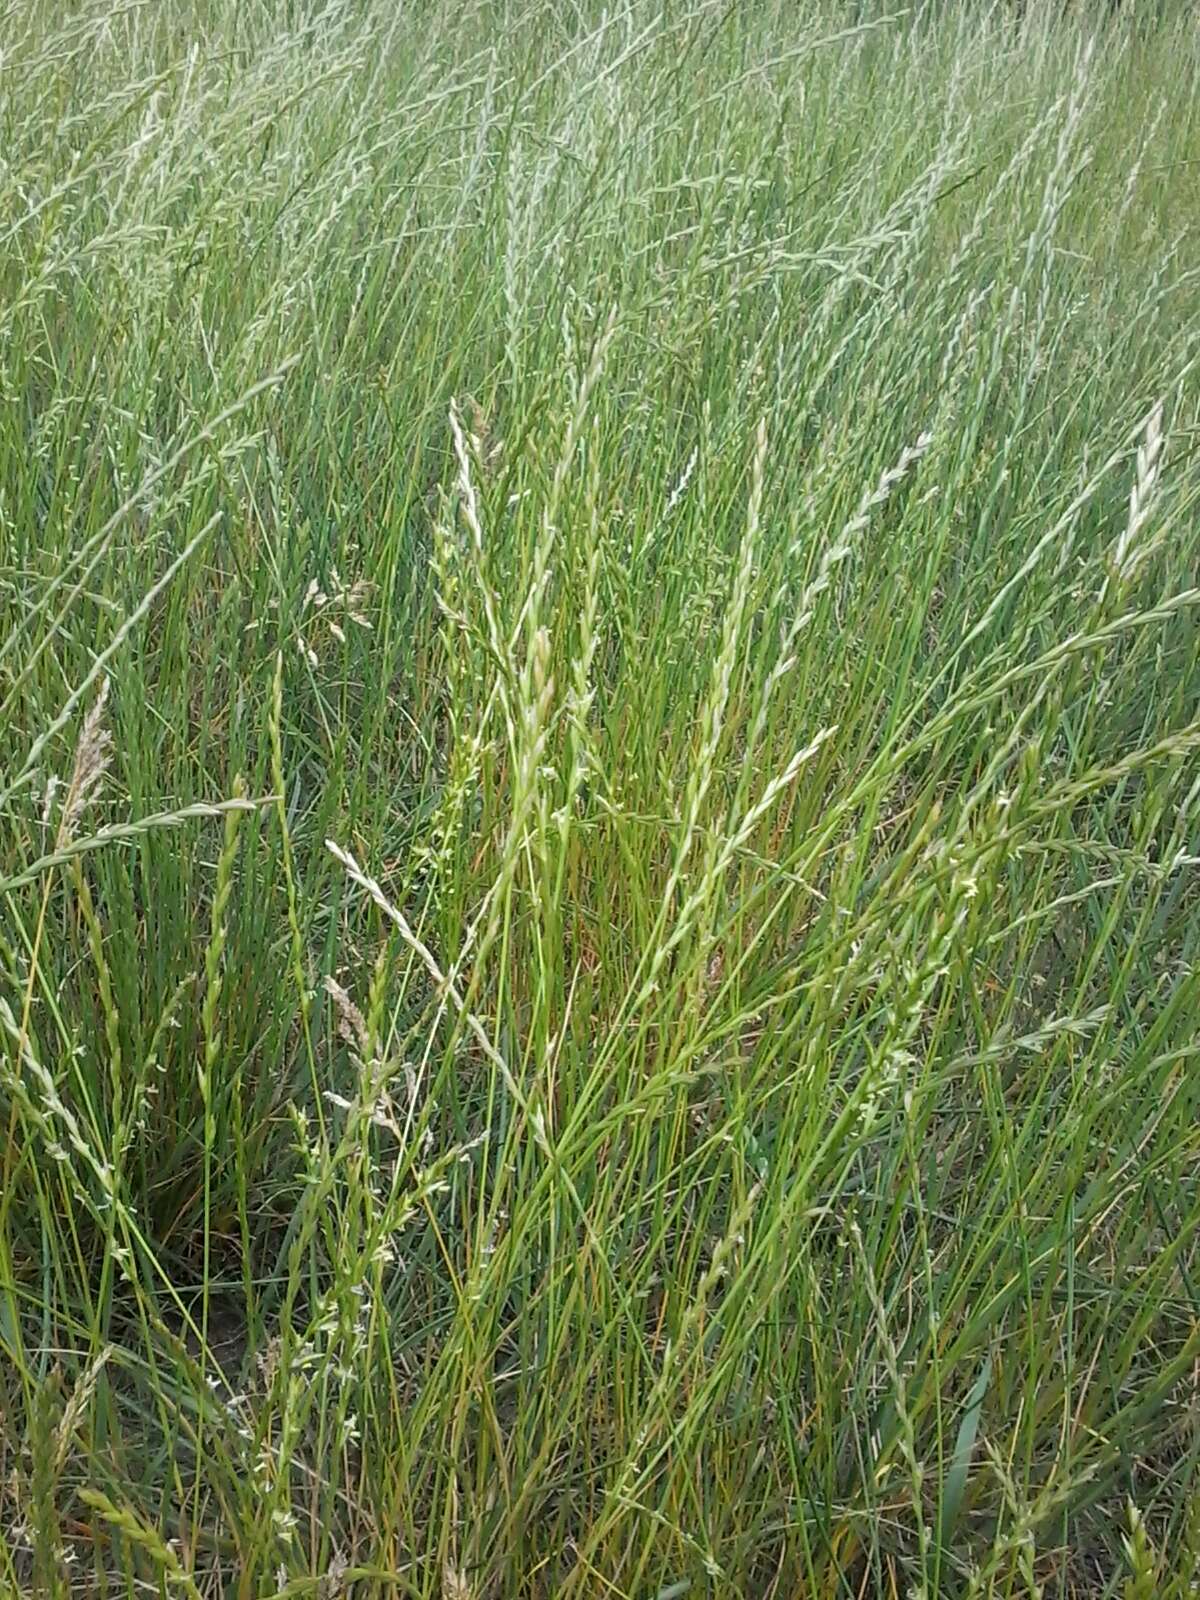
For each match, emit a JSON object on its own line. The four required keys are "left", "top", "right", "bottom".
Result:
{"left": 1, "top": 0, "right": 1199, "bottom": 1594}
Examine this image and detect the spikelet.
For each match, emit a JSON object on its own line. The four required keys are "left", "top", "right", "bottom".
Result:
{"left": 59, "top": 680, "right": 112, "bottom": 843}
{"left": 1110, "top": 401, "right": 1165, "bottom": 585}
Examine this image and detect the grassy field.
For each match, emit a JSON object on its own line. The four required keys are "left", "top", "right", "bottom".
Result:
{"left": 1, "top": 0, "right": 1200, "bottom": 1593}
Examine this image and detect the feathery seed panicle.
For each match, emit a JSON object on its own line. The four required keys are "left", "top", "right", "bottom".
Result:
{"left": 1109, "top": 399, "right": 1165, "bottom": 586}
{"left": 59, "top": 680, "right": 112, "bottom": 843}
{"left": 324, "top": 974, "right": 369, "bottom": 1055}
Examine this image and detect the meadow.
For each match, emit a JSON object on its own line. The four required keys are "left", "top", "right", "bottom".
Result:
{"left": 1, "top": 0, "right": 1200, "bottom": 1593}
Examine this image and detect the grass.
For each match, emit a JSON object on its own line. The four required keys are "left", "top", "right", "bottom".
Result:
{"left": 1, "top": 0, "right": 1199, "bottom": 1593}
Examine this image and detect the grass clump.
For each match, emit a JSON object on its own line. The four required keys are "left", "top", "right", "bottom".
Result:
{"left": 1, "top": 0, "right": 1200, "bottom": 1594}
